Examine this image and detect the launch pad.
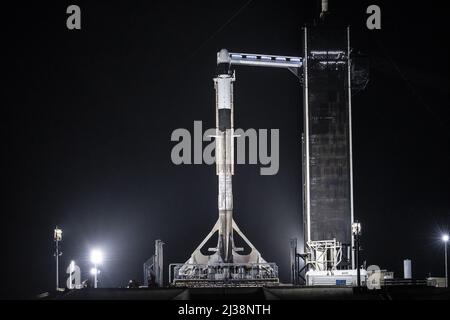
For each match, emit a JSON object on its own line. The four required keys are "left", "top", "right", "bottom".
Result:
{"left": 154, "top": 1, "right": 371, "bottom": 290}
{"left": 170, "top": 263, "right": 279, "bottom": 288}
{"left": 170, "top": 22, "right": 368, "bottom": 288}
{"left": 169, "top": 7, "right": 370, "bottom": 286}
{"left": 170, "top": 212, "right": 279, "bottom": 287}
{"left": 49, "top": 285, "right": 450, "bottom": 300}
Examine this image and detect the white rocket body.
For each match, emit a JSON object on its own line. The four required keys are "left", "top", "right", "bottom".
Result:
{"left": 181, "top": 55, "right": 267, "bottom": 269}
{"left": 215, "top": 73, "right": 235, "bottom": 263}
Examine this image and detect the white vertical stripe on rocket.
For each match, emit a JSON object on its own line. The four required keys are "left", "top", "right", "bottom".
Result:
{"left": 217, "top": 77, "right": 233, "bottom": 110}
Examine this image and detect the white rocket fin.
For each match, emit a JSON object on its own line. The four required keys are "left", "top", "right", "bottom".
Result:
{"left": 184, "top": 220, "right": 220, "bottom": 265}
{"left": 231, "top": 219, "right": 268, "bottom": 264}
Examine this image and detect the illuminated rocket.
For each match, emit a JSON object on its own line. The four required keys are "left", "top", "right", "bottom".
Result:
{"left": 214, "top": 49, "right": 237, "bottom": 263}
{"left": 182, "top": 49, "right": 267, "bottom": 266}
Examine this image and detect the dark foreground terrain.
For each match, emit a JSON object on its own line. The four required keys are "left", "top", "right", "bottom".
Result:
{"left": 39, "top": 286, "right": 450, "bottom": 300}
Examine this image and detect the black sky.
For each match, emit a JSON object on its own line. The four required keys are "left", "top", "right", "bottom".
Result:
{"left": 1, "top": 0, "right": 449, "bottom": 299}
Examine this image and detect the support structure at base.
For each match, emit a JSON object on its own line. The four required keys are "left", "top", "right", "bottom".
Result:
{"left": 170, "top": 263, "right": 279, "bottom": 288}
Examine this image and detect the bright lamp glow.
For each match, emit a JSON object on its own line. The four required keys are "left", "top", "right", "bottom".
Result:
{"left": 443, "top": 234, "right": 449, "bottom": 242}
{"left": 352, "top": 222, "right": 361, "bottom": 236}
{"left": 54, "top": 227, "right": 62, "bottom": 241}
{"left": 90, "top": 249, "right": 103, "bottom": 264}
{"left": 90, "top": 267, "right": 98, "bottom": 275}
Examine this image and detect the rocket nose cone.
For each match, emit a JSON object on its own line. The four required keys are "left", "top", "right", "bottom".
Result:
{"left": 217, "top": 49, "right": 230, "bottom": 64}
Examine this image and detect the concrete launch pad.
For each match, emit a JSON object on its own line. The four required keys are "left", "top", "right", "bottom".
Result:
{"left": 47, "top": 286, "right": 450, "bottom": 300}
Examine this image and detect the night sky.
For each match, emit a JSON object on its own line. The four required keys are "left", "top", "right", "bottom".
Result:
{"left": 2, "top": 1, "right": 449, "bottom": 299}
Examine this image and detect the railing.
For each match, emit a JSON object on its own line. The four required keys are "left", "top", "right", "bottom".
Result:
{"left": 383, "top": 279, "right": 428, "bottom": 287}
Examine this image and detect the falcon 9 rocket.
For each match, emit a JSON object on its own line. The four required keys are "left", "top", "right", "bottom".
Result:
{"left": 176, "top": 50, "right": 275, "bottom": 275}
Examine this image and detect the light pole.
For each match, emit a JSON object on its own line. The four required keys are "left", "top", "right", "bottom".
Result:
{"left": 90, "top": 249, "right": 103, "bottom": 288}
{"left": 443, "top": 234, "right": 449, "bottom": 288}
{"left": 352, "top": 222, "right": 362, "bottom": 288}
{"left": 54, "top": 227, "right": 62, "bottom": 290}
